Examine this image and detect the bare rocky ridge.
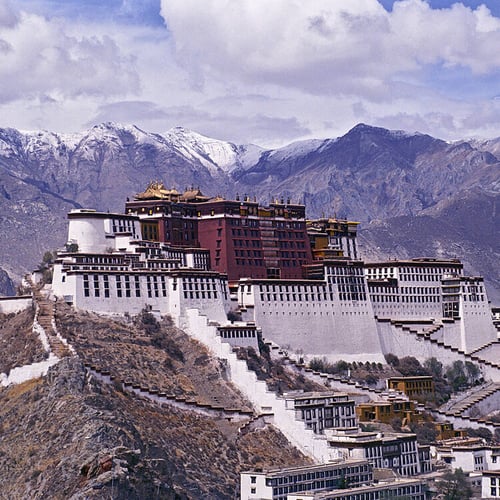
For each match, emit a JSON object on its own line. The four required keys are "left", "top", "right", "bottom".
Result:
{"left": 0, "top": 268, "right": 15, "bottom": 296}
{"left": 0, "top": 122, "right": 498, "bottom": 301}
{"left": 0, "top": 307, "right": 310, "bottom": 499}
{"left": 0, "top": 307, "right": 46, "bottom": 373}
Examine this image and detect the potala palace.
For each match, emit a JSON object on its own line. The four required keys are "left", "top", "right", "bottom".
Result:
{"left": 50, "top": 182, "right": 499, "bottom": 378}
{"left": 6, "top": 181, "right": 497, "bottom": 499}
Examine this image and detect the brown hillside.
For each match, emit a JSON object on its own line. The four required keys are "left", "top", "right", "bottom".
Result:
{"left": 0, "top": 307, "right": 311, "bottom": 498}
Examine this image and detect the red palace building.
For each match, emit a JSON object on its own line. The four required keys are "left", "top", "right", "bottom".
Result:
{"left": 125, "top": 182, "right": 314, "bottom": 283}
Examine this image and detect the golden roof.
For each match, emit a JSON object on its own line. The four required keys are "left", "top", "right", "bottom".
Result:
{"left": 134, "top": 181, "right": 180, "bottom": 201}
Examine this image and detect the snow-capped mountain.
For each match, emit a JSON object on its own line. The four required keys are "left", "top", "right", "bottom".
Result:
{"left": 0, "top": 122, "right": 498, "bottom": 303}
{"left": 163, "top": 126, "right": 264, "bottom": 173}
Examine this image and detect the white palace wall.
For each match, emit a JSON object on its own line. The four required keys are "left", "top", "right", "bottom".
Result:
{"left": 185, "top": 308, "right": 335, "bottom": 463}
{"left": 241, "top": 282, "right": 384, "bottom": 363}
{"left": 460, "top": 298, "right": 497, "bottom": 353}
{"left": 53, "top": 266, "right": 231, "bottom": 324}
{"left": 376, "top": 321, "right": 500, "bottom": 382}
{"left": 0, "top": 296, "right": 32, "bottom": 314}
{"left": 67, "top": 212, "right": 140, "bottom": 253}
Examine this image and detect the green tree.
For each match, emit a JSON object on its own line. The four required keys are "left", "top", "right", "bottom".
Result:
{"left": 436, "top": 468, "right": 472, "bottom": 500}
{"left": 446, "top": 361, "right": 468, "bottom": 392}
{"left": 65, "top": 242, "right": 79, "bottom": 253}
{"left": 410, "top": 421, "right": 439, "bottom": 445}
{"left": 41, "top": 251, "right": 55, "bottom": 265}
{"left": 385, "top": 353, "right": 399, "bottom": 367}
{"left": 464, "top": 361, "right": 480, "bottom": 384}
{"left": 466, "top": 427, "right": 492, "bottom": 442}
{"left": 424, "top": 357, "right": 443, "bottom": 378}
{"left": 398, "top": 356, "right": 426, "bottom": 376}
{"left": 335, "top": 360, "right": 349, "bottom": 373}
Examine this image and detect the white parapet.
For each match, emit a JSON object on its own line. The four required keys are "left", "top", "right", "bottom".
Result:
{"left": 184, "top": 308, "right": 335, "bottom": 463}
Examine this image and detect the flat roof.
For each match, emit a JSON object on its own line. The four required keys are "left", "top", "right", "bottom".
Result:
{"left": 68, "top": 209, "right": 138, "bottom": 221}
{"left": 294, "top": 477, "right": 425, "bottom": 499}
{"left": 242, "top": 459, "right": 369, "bottom": 477}
{"left": 388, "top": 376, "right": 434, "bottom": 381}
{"left": 284, "top": 390, "right": 350, "bottom": 400}
{"left": 364, "top": 258, "right": 462, "bottom": 267}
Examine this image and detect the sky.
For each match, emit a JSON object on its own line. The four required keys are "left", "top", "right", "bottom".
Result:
{"left": 2, "top": 0, "right": 500, "bottom": 147}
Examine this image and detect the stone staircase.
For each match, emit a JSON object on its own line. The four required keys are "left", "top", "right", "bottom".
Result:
{"left": 263, "top": 339, "right": 392, "bottom": 401}
{"left": 184, "top": 308, "right": 334, "bottom": 463}
{"left": 439, "top": 382, "right": 500, "bottom": 417}
{"left": 32, "top": 286, "right": 72, "bottom": 359}
{"left": 388, "top": 319, "right": 500, "bottom": 371}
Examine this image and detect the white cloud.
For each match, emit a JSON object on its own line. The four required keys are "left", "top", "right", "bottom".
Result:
{"left": 87, "top": 100, "right": 310, "bottom": 146}
{"left": 2, "top": 0, "right": 500, "bottom": 146}
{"left": 160, "top": 0, "right": 500, "bottom": 97}
{"left": 0, "top": 0, "right": 18, "bottom": 28}
{"left": 0, "top": 4, "right": 139, "bottom": 103}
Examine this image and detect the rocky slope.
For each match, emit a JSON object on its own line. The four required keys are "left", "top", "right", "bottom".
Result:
{"left": 0, "top": 122, "right": 498, "bottom": 301}
{"left": 0, "top": 268, "right": 15, "bottom": 296}
{"left": 0, "top": 306, "right": 312, "bottom": 499}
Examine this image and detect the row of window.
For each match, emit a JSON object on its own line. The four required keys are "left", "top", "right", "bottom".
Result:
{"left": 330, "top": 276, "right": 365, "bottom": 285}
{"left": 278, "top": 240, "right": 307, "bottom": 248}
{"left": 371, "top": 295, "right": 440, "bottom": 303}
{"left": 231, "top": 228, "right": 259, "bottom": 237}
{"left": 367, "top": 266, "right": 458, "bottom": 276}
{"left": 271, "top": 476, "right": 372, "bottom": 499}
{"left": 228, "top": 217, "right": 259, "bottom": 226}
{"left": 182, "top": 279, "right": 218, "bottom": 291}
{"left": 183, "top": 291, "right": 217, "bottom": 300}
{"left": 232, "top": 239, "right": 261, "bottom": 247}
{"left": 82, "top": 274, "right": 166, "bottom": 299}
{"left": 327, "top": 266, "right": 364, "bottom": 277}
{"left": 235, "top": 250, "right": 262, "bottom": 257}
{"left": 260, "top": 292, "right": 335, "bottom": 302}
{"left": 111, "top": 218, "right": 136, "bottom": 235}
{"left": 218, "top": 329, "right": 257, "bottom": 338}
{"left": 264, "top": 464, "right": 370, "bottom": 486}
{"left": 301, "top": 404, "right": 354, "bottom": 419}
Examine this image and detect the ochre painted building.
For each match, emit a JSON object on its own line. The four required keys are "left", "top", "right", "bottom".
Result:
{"left": 356, "top": 399, "right": 417, "bottom": 425}
{"left": 387, "top": 376, "right": 435, "bottom": 399}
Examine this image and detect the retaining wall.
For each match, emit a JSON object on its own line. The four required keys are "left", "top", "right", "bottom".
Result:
{"left": 185, "top": 308, "right": 334, "bottom": 463}
{"left": 0, "top": 296, "right": 32, "bottom": 314}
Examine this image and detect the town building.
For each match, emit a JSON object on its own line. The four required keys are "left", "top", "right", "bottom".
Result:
{"left": 364, "top": 258, "right": 464, "bottom": 319}
{"left": 286, "top": 477, "right": 427, "bottom": 500}
{"left": 52, "top": 209, "right": 231, "bottom": 327}
{"left": 237, "top": 259, "right": 385, "bottom": 364}
{"left": 433, "top": 438, "right": 500, "bottom": 473}
{"left": 356, "top": 398, "right": 417, "bottom": 425}
{"left": 434, "top": 422, "right": 467, "bottom": 441}
{"left": 240, "top": 460, "right": 372, "bottom": 500}
{"left": 325, "top": 428, "right": 428, "bottom": 476}
{"left": 125, "top": 182, "right": 313, "bottom": 282}
{"left": 386, "top": 376, "right": 435, "bottom": 400}
{"left": 283, "top": 391, "right": 357, "bottom": 434}
{"left": 482, "top": 470, "right": 500, "bottom": 499}
{"left": 306, "top": 218, "right": 360, "bottom": 261}
{"left": 51, "top": 189, "right": 499, "bottom": 372}
{"left": 215, "top": 323, "right": 261, "bottom": 351}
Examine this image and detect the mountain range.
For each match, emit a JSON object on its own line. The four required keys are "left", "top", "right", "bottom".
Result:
{"left": 0, "top": 122, "right": 498, "bottom": 303}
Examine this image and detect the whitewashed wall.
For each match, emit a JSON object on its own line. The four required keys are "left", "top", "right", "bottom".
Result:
{"left": 185, "top": 308, "right": 335, "bottom": 463}
{"left": 0, "top": 296, "right": 32, "bottom": 314}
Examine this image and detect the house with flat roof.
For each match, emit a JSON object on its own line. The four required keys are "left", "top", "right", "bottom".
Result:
{"left": 386, "top": 376, "right": 435, "bottom": 400}
{"left": 325, "top": 428, "right": 428, "bottom": 476}
{"left": 433, "top": 438, "right": 500, "bottom": 473}
{"left": 283, "top": 391, "right": 357, "bottom": 434}
{"left": 240, "top": 460, "right": 371, "bottom": 500}
{"left": 482, "top": 470, "right": 500, "bottom": 499}
{"left": 286, "top": 476, "right": 426, "bottom": 500}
